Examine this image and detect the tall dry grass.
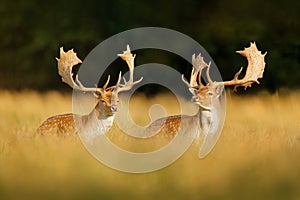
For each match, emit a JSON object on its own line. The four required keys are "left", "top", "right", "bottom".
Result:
{"left": 0, "top": 90, "right": 299, "bottom": 200}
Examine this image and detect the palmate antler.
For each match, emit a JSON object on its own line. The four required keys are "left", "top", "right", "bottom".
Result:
{"left": 56, "top": 47, "right": 109, "bottom": 94}
{"left": 56, "top": 45, "right": 143, "bottom": 95}
{"left": 183, "top": 42, "right": 267, "bottom": 92}
{"left": 115, "top": 45, "right": 143, "bottom": 93}
{"left": 215, "top": 42, "right": 267, "bottom": 91}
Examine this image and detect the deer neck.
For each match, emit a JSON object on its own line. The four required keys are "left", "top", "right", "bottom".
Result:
{"left": 197, "top": 105, "right": 220, "bottom": 137}
{"left": 78, "top": 102, "right": 115, "bottom": 143}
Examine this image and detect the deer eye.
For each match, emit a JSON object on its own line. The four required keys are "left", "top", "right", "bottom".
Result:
{"left": 208, "top": 91, "right": 213, "bottom": 96}
{"left": 101, "top": 99, "right": 105, "bottom": 103}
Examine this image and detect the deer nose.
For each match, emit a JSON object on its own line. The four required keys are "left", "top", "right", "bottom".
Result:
{"left": 111, "top": 106, "right": 118, "bottom": 112}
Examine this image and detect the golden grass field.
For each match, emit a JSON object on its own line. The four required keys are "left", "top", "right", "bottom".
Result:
{"left": 0, "top": 90, "right": 300, "bottom": 200}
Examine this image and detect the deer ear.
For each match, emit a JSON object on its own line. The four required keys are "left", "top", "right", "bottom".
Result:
{"left": 93, "top": 90, "right": 102, "bottom": 98}
{"left": 215, "top": 84, "right": 224, "bottom": 97}
{"left": 189, "top": 88, "right": 197, "bottom": 95}
{"left": 93, "top": 92, "right": 99, "bottom": 98}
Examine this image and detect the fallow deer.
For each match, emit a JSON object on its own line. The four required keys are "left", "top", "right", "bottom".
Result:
{"left": 143, "top": 42, "right": 266, "bottom": 156}
{"left": 37, "top": 45, "right": 143, "bottom": 141}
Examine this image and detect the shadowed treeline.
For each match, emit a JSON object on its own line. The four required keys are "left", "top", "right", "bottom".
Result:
{"left": 0, "top": 0, "right": 299, "bottom": 92}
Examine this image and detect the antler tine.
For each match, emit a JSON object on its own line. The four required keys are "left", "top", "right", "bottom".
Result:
{"left": 181, "top": 74, "right": 190, "bottom": 88}
{"left": 115, "top": 71, "right": 122, "bottom": 90}
{"left": 197, "top": 62, "right": 204, "bottom": 88}
{"left": 115, "top": 45, "right": 143, "bottom": 93}
{"left": 220, "top": 42, "right": 267, "bottom": 91}
{"left": 102, "top": 75, "right": 111, "bottom": 90}
{"left": 57, "top": 47, "right": 102, "bottom": 94}
{"left": 206, "top": 61, "right": 213, "bottom": 85}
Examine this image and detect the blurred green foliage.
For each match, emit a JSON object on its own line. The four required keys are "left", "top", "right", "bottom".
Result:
{"left": 0, "top": 0, "right": 299, "bottom": 92}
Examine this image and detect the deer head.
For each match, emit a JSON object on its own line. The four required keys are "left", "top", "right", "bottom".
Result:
{"left": 182, "top": 42, "right": 267, "bottom": 111}
{"left": 56, "top": 45, "right": 143, "bottom": 117}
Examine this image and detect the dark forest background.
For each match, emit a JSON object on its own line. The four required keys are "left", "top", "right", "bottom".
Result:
{"left": 0, "top": 0, "right": 299, "bottom": 93}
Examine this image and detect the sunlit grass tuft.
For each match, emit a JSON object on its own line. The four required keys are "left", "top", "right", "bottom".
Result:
{"left": 0, "top": 90, "right": 300, "bottom": 200}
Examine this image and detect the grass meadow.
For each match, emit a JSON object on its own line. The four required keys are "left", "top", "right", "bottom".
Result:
{"left": 0, "top": 90, "right": 300, "bottom": 200}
